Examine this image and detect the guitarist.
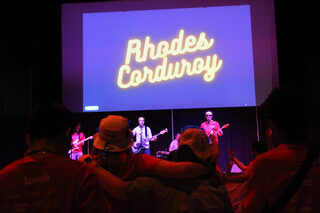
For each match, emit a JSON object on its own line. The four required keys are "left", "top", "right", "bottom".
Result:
{"left": 70, "top": 122, "right": 86, "bottom": 160}
{"left": 200, "top": 110, "right": 223, "bottom": 144}
{"left": 132, "top": 117, "right": 156, "bottom": 155}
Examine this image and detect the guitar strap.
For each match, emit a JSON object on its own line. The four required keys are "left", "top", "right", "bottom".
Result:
{"left": 145, "top": 126, "right": 147, "bottom": 138}
{"left": 264, "top": 142, "right": 320, "bottom": 213}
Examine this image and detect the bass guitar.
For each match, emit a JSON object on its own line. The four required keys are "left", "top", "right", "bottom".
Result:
{"left": 132, "top": 128, "right": 168, "bottom": 154}
{"left": 68, "top": 136, "right": 93, "bottom": 154}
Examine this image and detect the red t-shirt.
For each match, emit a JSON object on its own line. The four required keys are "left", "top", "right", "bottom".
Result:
{"left": 118, "top": 152, "right": 162, "bottom": 179}
{"left": 240, "top": 144, "right": 320, "bottom": 213}
{"left": 105, "top": 152, "right": 162, "bottom": 213}
{"left": 200, "top": 120, "right": 221, "bottom": 143}
{"left": 0, "top": 153, "right": 108, "bottom": 212}
{"left": 71, "top": 132, "right": 85, "bottom": 153}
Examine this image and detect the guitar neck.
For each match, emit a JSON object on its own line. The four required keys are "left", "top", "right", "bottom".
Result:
{"left": 139, "top": 129, "right": 167, "bottom": 143}
{"left": 154, "top": 133, "right": 162, "bottom": 137}
{"left": 73, "top": 137, "right": 92, "bottom": 145}
{"left": 210, "top": 124, "right": 229, "bottom": 136}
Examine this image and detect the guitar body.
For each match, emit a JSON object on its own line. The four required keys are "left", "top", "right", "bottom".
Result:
{"left": 68, "top": 136, "right": 93, "bottom": 154}
{"left": 208, "top": 123, "right": 229, "bottom": 143}
{"left": 131, "top": 142, "right": 143, "bottom": 154}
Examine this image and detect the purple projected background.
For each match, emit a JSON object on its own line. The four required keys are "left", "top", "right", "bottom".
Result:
{"left": 83, "top": 6, "right": 255, "bottom": 112}
{"left": 62, "top": 0, "right": 278, "bottom": 113}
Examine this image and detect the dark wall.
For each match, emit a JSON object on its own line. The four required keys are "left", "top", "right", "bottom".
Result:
{"left": 274, "top": 0, "right": 320, "bottom": 142}
{"left": 274, "top": 1, "right": 320, "bottom": 92}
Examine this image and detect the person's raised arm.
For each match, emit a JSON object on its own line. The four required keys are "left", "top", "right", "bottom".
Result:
{"left": 233, "top": 156, "right": 248, "bottom": 171}
{"left": 223, "top": 172, "right": 249, "bottom": 182}
{"left": 229, "top": 150, "right": 247, "bottom": 171}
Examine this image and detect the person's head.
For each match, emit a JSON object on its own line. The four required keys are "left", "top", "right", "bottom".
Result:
{"left": 74, "top": 122, "right": 81, "bottom": 134}
{"left": 92, "top": 115, "right": 133, "bottom": 173}
{"left": 260, "top": 87, "right": 309, "bottom": 144}
{"left": 26, "top": 103, "right": 76, "bottom": 155}
{"left": 138, "top": 117, "right": 145, "bottom": 127}
{"left": 251, "top": 141, "right": 268, "bottom": 159}
{"left": 174, "top": 128, "right": 214, "bottom": 164}
{"left": 205, "top": 110, "right": 213, "bottom": 122}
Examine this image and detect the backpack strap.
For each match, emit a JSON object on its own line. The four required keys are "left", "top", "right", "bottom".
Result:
{"left": 266, "top": 143, "right": 320, "bottom": 213}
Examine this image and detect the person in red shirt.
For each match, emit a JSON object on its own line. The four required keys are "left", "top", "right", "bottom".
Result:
{"left": 239, "top": 87, "right": 320, "bottom": 213}
{"left": 0, "top": 103, "right": 108, "bottom": 212}
{"left": 200, "top": 110, "right": 223, "bottom": 143}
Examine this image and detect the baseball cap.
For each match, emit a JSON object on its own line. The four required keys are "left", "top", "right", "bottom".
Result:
{"left": 93, "top": 115, "right": 133, "bottom": 152}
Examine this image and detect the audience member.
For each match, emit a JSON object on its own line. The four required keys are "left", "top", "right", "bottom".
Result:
{"left": 82, "top": 127, "right": 234, "bottom": 213}
{"left": 223, "top": 141, "right": 268, "bottom": 211}
{"left": 88, "top": 115, "right": 210, "bottom": 212}
{"left": 0, "top": 103, "right": 108, "bottom": 212}
{"left": 239, "top": 87, "right": 320, "bottom": 212}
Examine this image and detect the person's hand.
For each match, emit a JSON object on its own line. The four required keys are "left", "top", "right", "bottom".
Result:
{"left": 228, "top": 149, "right": 235, "bottom": 159}
{"left": 133, "top": 142, "right": 138, "bottom": 149}
{"left": 150, "top": 136, "right": 157, "bottom": 141}
{"left": 226, "top": 160, "right": 234, "bottom": 173}
{"left": 72, "top": 139, "right": 79, "bottom": 145}
{"left": 78, "top": 154, "right": 100, "bottom": 167}
{"left": 209, "top": 130, "right": 214, "bottom": 136}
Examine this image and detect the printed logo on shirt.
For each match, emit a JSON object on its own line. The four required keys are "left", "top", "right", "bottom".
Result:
{"left": 24, "top": 172, "right": 50, "bottom": 185}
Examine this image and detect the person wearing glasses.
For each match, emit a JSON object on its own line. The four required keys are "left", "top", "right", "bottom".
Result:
{"left": 200, "top": 110, "right": 223, "bottom": 143}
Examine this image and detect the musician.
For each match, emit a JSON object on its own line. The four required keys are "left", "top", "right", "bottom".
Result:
{"left": 200, "top": 110, "right": 223, "bottom": 143}
{"left": 70, "top": 122, "right": 85, "bottom": 160}
{"left": 132, "top": 117, "right": 156, "bottom": 155}
{"left": 169, "top": 132, "right": 181, "bottom": 152}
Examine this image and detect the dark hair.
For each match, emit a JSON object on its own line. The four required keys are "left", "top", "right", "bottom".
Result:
{"left": 27, "top": 103, "right": 76, "bottom": 142}
{"left": 260, "top": 87, "right": 309, "bottom": 142}
{"left": 173, "top": 145, "right": 219, "bottom": 181}
{"left": 73, "top": 122, "right": 82, "bottom": 133}
{"left": 252, "top": 141, "right": 268, "bottom": 154}
{"left": 181, "top": 125, "right": 204, "bottom": 134}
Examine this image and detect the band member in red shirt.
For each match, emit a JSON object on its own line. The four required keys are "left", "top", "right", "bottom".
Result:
{"left": 70, "top": 122, "right": 86, "bottom": 160}
{"left": 200, "top": 110, "right": 223, "bottom": 143}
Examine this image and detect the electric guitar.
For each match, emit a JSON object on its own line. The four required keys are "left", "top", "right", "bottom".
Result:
{"left": 208, "top": 123, "right": 229, "bottom": 137}
{"left": 68, "top": 136, "right": 93, "bottom": 154}
{"left": 132, "top": 128, "right": 168, "bottom": 154}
